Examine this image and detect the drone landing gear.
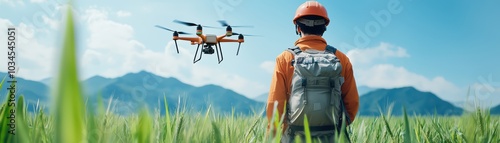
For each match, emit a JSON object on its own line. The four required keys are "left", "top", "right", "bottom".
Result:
{"left": 193, "top": 43, "right": 224, "bottom": 64}
{"left": 216, "top": 42, "right": 224, "bottom": 64}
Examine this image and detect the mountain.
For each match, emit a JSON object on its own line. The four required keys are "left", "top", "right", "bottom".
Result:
{"left": 252, "top": 85, "right": 375, "bottom": 103}
{"left": 84, "top": 71, "right": 264, "bottom": 115}
{"left": 83, "top": 75, "right": 116, "bottom": 95}
{"left": 359, "top": 87, "right": 463, "bottom": 116}
{"left": 491, "top": 105, "right": 500, "bottom": 114}
{"left": 40, "top": 77, "right": 51, "bottom": 85}
{"left": 357, "top": 86, "right": 377, "bottom": 96}
{"left": 253, "top": 93, "right": 268, "bottom": 103}
{"left": 0, "top": 72, "right": 49, "bottom": 111}
{"left": 0, "top": 71, "right": 264, "bottom": 115}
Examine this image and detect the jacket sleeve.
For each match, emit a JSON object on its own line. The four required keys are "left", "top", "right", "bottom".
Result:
{"left": 266, "top": 53, "right": 289, "bottom": 134}
{"left": 340, "top": 58, "right": 360, "bottom": 124}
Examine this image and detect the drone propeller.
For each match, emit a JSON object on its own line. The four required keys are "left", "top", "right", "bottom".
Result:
{"left": 173, "top": 20, "right": 219, "bottom": 28}
{"left": 218, "top": 20, "right": 253, "bottom": 28}
{"left": 155, "top": 25, "right": 189, "bottom": 54}
{"left": 232, "top": 32, "right": 260, "bottom": 37}
{"left": 154, "top": 25, "right": 192, "bottom": 35}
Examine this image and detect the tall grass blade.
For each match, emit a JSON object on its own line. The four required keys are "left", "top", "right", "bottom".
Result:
{"left": 135, "top": 107, "right": 152, "bottom": 143}
{"left": 174, "top": 114, "right": 184, "bottom": 142}
{"left": 403, "top": 107, "right": 412, "bottom": 143}
{"left": 338, "top": 113, "right": 348, "bottom": 143}
{"left": 163, "top": 95, "right": 172, "bottom": 142}
{"left": 378, "top": 106, "right": 394, "bottom": 138}
{"left": 53, "top": 5, "right": 86, "bottom": 143}
{"left": 245, "top": 117, "right": 260, "bottom": 142}
{"left": 303, "top": 115, "right": 312, "bottom": 143}
{"left": 0, "top": 78, "right": 16, "bottom": 142}
{"left": 211, "top": 121, "right": 222, "bottom": 143}
{"left": 15, "top": 95, "right": 29, "bottom": 143}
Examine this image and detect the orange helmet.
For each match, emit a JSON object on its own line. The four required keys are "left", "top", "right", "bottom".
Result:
{"left": 293, "top": 1, "right": 330, "bottom": 26}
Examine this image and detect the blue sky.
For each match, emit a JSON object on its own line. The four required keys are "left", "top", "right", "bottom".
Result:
{"left": 1, "top": 0, "right": 499, "bottom": 106}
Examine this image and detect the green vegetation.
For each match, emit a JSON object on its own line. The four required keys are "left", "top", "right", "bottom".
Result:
{"left": 1, "top": 93, "right": 499, "bottom": 143}
{"left": 0, "top": 3, "right": 498, "bottom": 143}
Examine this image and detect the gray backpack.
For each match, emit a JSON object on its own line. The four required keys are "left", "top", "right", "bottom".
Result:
{"left": 286, "top": 45, "right": 348, "bottom": 137}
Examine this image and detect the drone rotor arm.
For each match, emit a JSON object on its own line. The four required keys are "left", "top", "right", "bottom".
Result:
{"left": 218, "top": 39, "right": 239, "bottom": 43}
{"left": 177, "top": 37, "right": 203, "bottom": 44}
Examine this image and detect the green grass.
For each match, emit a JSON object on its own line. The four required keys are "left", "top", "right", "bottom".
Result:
{"left": 1, "top": 95, "right": 499, "bottom": 143}
{"left": 0, "top": 3, "right": 499, "bottom": 143}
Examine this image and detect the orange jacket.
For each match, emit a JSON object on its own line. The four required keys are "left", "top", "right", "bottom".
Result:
{"left": 266, "top": 35, "right": 359, "bottom": 133}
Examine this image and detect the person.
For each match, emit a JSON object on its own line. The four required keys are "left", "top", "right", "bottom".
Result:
{"left": 266, "top": 1, "right": 359, "bottom": 142}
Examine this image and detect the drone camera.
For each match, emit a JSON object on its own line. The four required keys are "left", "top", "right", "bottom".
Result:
{"left": 202, "top": 45, "right": 215, "bottom": 54}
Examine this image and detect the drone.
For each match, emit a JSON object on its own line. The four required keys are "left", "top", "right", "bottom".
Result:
{"left": 155, "top": 20, "right": 256, "bottom": 64}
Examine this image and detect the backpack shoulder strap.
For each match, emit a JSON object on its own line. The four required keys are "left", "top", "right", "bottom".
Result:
{"left": 286, "top": 46, "right": 302, "bottom": 56}
{"left": 287, "top": 46, "right": 302, "bottom": 66}
{"left": 325, "top": 45, "right": 337, "bottom": 54}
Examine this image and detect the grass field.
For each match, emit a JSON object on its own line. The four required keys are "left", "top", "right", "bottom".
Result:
{"left": 1, "top": 4, "right": 499, "bottom": 143}
{"left": 1, "top": 94, "right": 499, "bottom": 143}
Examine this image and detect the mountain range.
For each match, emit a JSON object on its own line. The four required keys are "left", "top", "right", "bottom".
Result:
{"left": 1, "top": 71, "right": 264, "bottom": 115}
{"left": 255, "top": 87, "right": 499, "bottom": 116}
{"left": 1, "top": 71, "right": 499, "bottom": 116}
{"left": 84, "top": 71, "right": 265, "bottom": 115}
{"left": 491, "top": 104, "right": 500, "bottom": 114}
{"left": 358, "top": 87, "right": 463, "bottom": 116}
{"left": 253, "top": 93, "right": 268, "bottom": 103}
{"left": 0, "top": 73, "right": 49, "bottom": 112}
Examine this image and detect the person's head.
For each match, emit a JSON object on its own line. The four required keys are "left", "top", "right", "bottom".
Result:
{"left": 293, "top": 1, "right": 330, "bottom": 36}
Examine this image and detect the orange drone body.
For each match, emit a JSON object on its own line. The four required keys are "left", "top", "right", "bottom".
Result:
{"left": 156, "top": 20, "right": 250, "bottom": 64}
{"left": 173, "top": 33, "right": 244, "bottom": 45}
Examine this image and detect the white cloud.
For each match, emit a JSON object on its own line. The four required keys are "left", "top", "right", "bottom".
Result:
{"left": 81, "top": 8, "right": 145, "bottom": 77}
{"left": 0, "top": 18, "right": 55, "bottom": 81}
{"left": 346, "top": 42, "right": 409, "bottom": 65}
{"left": 0, "top": 18, "right": 14, "bottom": 28}
{"left": 80, "top": 8, "right": 265, "bottom": 97}
{"left": 356, "top": 64, "right": 463, "bottom": 102}
{"left": 30, "top": 0, "right": 45, "bottom": 3}
{"left": 42, "top": 15, "right": 60, "bottom": 30}
{"left": 116, "top": 10, "right": 131, "bottom": 18}
{"left": 465, "top": 75, "right": 500, "bottom": 107}
{"left": 0, "top": 0, "right": 24, "bottom": 7}
{"left": 347, "top": 43, "right": 464, "bottom": 102}
{"left": 260, "top": 61, "right": 275, "bottom": 74}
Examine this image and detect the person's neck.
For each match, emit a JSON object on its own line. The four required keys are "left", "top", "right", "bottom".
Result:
{"left": 301, "top": 33, "right": 322, "bottom": 37}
